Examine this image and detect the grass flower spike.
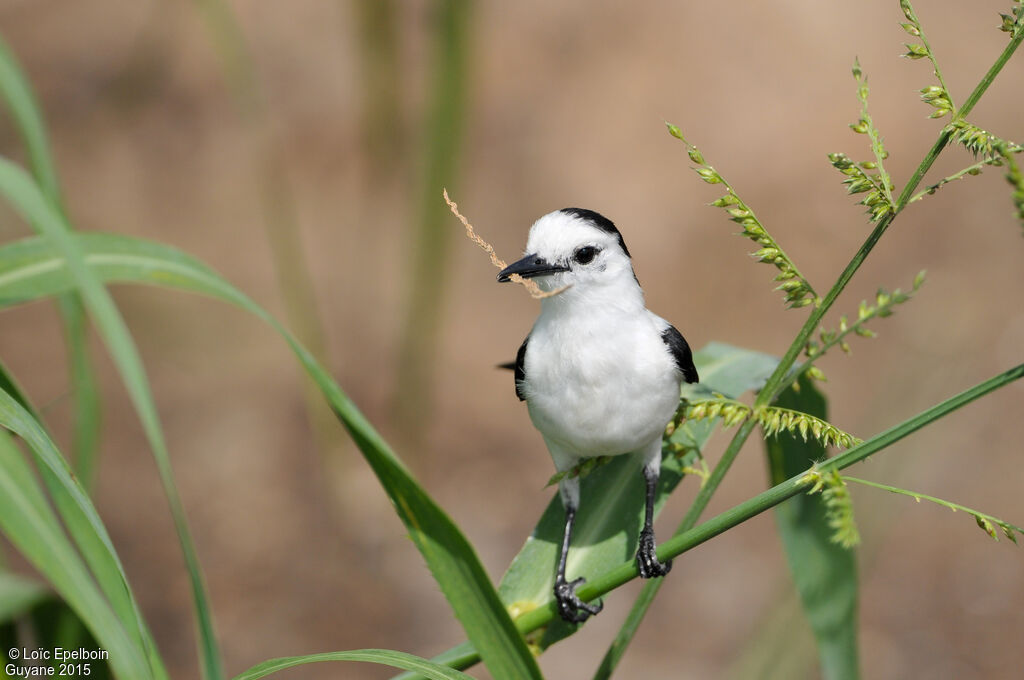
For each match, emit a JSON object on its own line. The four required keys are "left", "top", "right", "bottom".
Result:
{"left": 667, "top": 123, "right": 819, "bottom": 308}
{"left": 797, "top": 467, "right": 861, "bottom": 548}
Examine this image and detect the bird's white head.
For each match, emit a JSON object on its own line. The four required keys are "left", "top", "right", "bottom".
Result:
{"left": 498, "top": 208, "right": 640, "bottom": 306}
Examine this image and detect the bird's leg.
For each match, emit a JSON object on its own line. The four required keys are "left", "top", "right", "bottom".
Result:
{"left": 554, "top": 507, "right": 603, "bottom": 623}
{"left": 553, "top": 491, "right": 603, "bottom": 623}
{"left": 636, "top": 463, "right": 672, "bottom": 578}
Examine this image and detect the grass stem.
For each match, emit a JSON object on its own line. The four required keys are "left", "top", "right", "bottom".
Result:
{"left": 591, "top": 25, "right": 1024, "bottom": 677}
{"left": 517, "top": 362, "right": 1024, "bottom": 637}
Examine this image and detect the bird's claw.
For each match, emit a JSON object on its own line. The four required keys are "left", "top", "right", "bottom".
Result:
{"left": 636, "top": 528, "right": 672, "bottom": 578}
{"left": 554, "top": 576, "right": 603, "bottom": 623}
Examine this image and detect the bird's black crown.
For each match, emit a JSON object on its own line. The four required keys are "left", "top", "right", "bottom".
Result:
{"left": 559, "top": 207, "right": 631, "bottom": 258}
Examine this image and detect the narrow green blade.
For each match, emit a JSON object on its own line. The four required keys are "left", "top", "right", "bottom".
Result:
{"left": 766, "top": 376, "right": 860, "bottom": 680}
{"left": 390, "top": 343, "right": 781, "bottom": 679}
{"left": 0, "top": 231, "right": 543, "bottom": 680}
{"left": 29, "top": 598, "right": 114, "bottom": 679}
{"left": 0, "top": 359, "right": 162, "bottom": 679}
{"left": 410, "top": 363, "right": 1024, "bottom": 680}
{"left": 0, "top": 35, "right": 153, "bottom": 677}
{"left": 395, "top": 0, "right": 472, "bottom": 431}
{"left": 389, "top": 642, "right": 478, "bottom": 680}
{"left": 0, "top": 37, "right": 61, "bottom": 203}
{"left": 0, "top": 357, "right": 40, "bottom": 421}
{"left": 0, "top": 33, "right": 103, "bottom": 493}
{"left": 232, "top": 649, "right": 475, "bottom": 680}
{"left": 0, "top": 428, "right": 149, "bottom": 679}
{"left": 56, "top": 294, "right": 102, "bottom": 489}
{"left": 0, "top": 160, "right": 219, "bottom": 680}
{"left": 0, "top": 572, "right": 48, "bottom": 623}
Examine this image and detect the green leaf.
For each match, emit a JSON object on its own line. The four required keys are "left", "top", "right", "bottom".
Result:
{"left": 0, "top": 572, "right": 48, "bottom": 623}
{"left": 0, "top": 429, "right": 150, "bottom": 679}
{"left": 496, "top": 342, "right": 778, "bottom": 650}
{"left": 57, "top": 294, "right": 102, "bottom": 491}
{"left": 0, "top": 160, "right": 202, "bottom": 679}
{"left": 766, "top": 375, "right": 859, "bottom": 680}
{"left": 0, "top": 359, "right": 164, "bottom": 679}
{"left": 232, "top": 649, "right": 475, "bottom": 680}
{"left": 398, "top": 361, "right": 1024, "bottom": 680}
{"left": 0, "top": 357, "right": 40, "bottom": 421}
{"left": 419, "top": 362, "right": 1024, "bottom": 680}
{"left": 29, "top": 598, "right": 114, "bottom": 679}
{"left": 0, "top": 31, "right": 102, "bottom": 493}
{"left": 389, "top": 642, "right": 479, "bottom": 680}
{"left": 0, "top": 36, "right": 62, "bottom": 204}
{"left": 392, "top": 343, "right": 781, "bottom": 679}
{"left": 0, "top": 231, "right": 543, "bottom": 680}
{"left": 0, "top": 36, "right": 146, "bottom": 677}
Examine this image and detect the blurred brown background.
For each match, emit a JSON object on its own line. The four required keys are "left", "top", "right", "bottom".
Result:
{"left": 1, "top": 1, "right": 1022, "bottom": 678}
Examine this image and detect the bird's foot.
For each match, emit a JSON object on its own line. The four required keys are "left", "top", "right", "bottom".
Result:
{"left": 554, "top": 576, "right": 603, "bottom": 624}
{"left": 636, "top": 528, "right": 672, "bottom": 578}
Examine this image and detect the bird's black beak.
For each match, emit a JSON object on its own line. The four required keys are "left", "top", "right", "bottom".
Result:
{"left": 497, "top": 253, "right": 569, "bottom": 282}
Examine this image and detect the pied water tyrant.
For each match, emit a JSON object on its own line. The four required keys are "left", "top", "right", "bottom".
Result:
{"left": 498, "top": 208, "right": 698, "bottom": 623}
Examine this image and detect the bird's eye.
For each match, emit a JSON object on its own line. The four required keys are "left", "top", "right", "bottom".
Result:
{"left": 573, "top": 246, "right": 600, "bottom": 265}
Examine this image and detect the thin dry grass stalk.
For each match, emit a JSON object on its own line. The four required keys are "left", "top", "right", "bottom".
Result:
{"left": 444, "top": 189, "right": 569, "bottom": 299}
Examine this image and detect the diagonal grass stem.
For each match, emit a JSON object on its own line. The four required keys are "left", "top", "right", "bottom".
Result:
{"left": 518, "top": 362, "right": 1024, "bottom": 637}
{"left": 415, "top": 361, "right": 1024, "bottom": 678}
{"left": 593, "top": 27, "right": 1024, "bottom": 676}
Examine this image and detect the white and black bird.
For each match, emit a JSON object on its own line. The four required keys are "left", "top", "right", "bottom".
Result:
{"left": 498, "top": 208, "right": 698, "bottom": 624}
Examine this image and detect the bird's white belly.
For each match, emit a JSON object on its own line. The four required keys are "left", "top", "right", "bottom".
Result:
{"left": 524, "top": 322, "right": 680, "bottom": 458}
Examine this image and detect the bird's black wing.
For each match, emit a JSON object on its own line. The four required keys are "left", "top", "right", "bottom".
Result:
{"left": 497, "top": 336, "right": 530, "bottom": 401}
{"left": 661, "top": 325, "right": 699, "bottom": 384}
{"left": 512, "top": 336, "right": 528, "bottom": 401}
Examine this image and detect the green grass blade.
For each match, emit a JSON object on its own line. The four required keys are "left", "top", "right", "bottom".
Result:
{"left": 0, "top": 232, "right": 543, "bottom": 680}
{"left": 33, "top": 455, "right": 166, "bottom": 679}
{"left": 354, "top": 0, "right": 403, "bottom": 178}
{"left": 391, "top": 643, "right": 478, "bottom": 680}
{"left": 407, "top": 344, "right": 780, "bottom": 678}
{"left": 0, "top": 572, "right": 48, "bottom": 623}
{"left": 0, "top": 359, "right": 163, "bottom": 678}
{"left": 232, "top": 649, "right": 475, "bottom": 680}
{"left": 57, "top": 294, "right": 102, "bottom": 490}
{"left": 29, "top": 598, "right": 115, "bottom": 679}
{"left": 0, "top": 233, "right": 253, "bottom": 305}
{"left": 0, "top": 386, "right": 164, "bottom": 678}
{"left": 0, "top": 36, "right": 139, "bottom": 669}
{"left": 508, "top": 363, "right": 1024, "bottom": 638}
{"left": 0, "top": 160, "right": 220, "bottom": 680}
{"left": 0, "top": 429, "right": 149, "bottom": 679}
{"left": 0, "top": 37, "right": 61, "bottom": 204}
{"left": 187, "top": 0, "right": 340, "bottom": 468}
{"left": 394, "top": 0, "right": 472, "bottom": 432}
{"left": 0, "top": 357, "right": 41, "bottom": 421}
{"left": 766, "top": 376, "right": 859, "bottom": 680}
{"left": 0, "top": 33, "right": 104, "bottom": 494}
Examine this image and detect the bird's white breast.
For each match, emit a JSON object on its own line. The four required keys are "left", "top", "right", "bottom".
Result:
{"left": 523, "top": 307, "right": 681, "bottom": 458}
